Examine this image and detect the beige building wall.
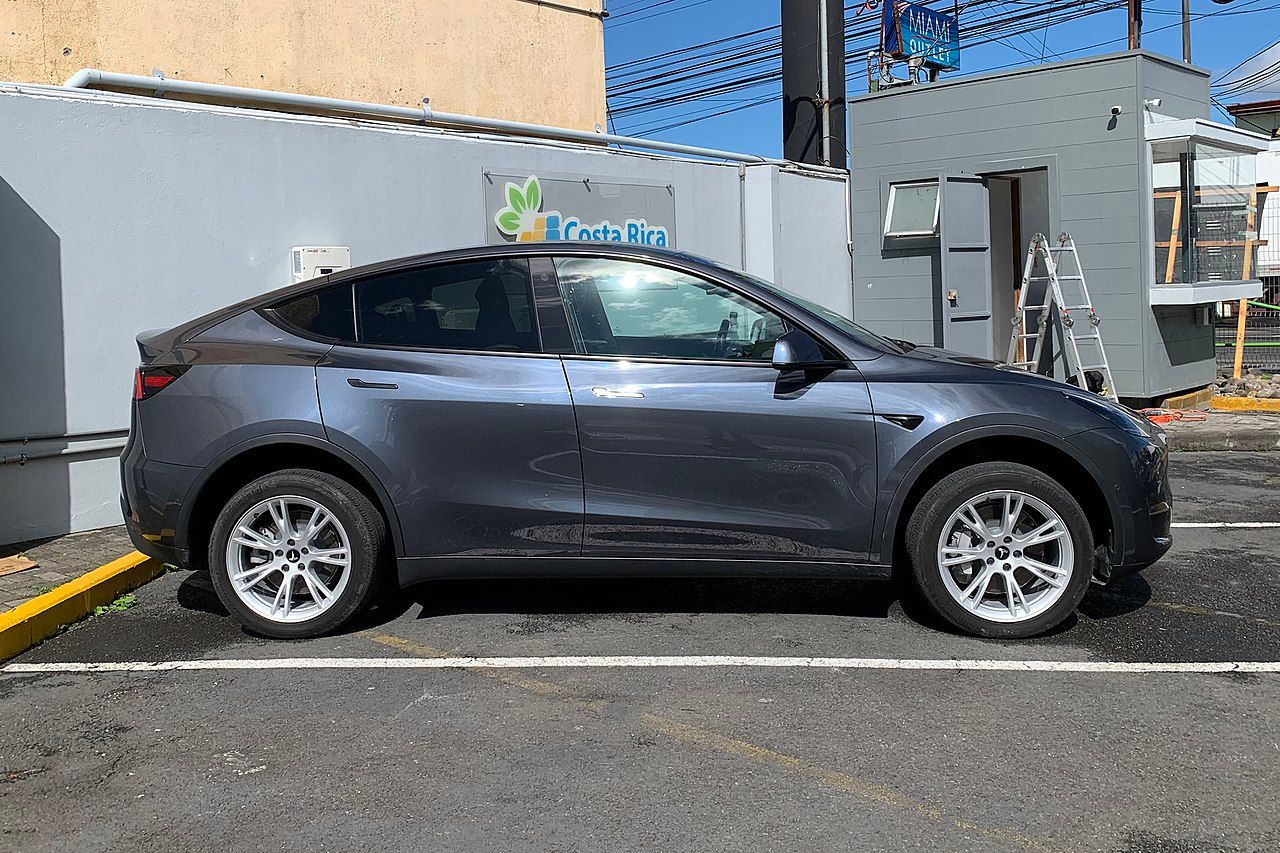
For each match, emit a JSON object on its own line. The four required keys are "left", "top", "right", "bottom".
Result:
{"left": 0, "top": 0, "right": 606, "bottom": 130}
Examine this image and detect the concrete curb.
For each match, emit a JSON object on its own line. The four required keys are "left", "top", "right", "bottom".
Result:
{"left": 1165, "top": 428, "right": 1280, "bottom": 453}
{"left": 0, "top": 552, "right": 163, "bottom": 661}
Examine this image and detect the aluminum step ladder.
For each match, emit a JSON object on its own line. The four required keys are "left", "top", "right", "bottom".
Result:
{"left": 1006, "top": 232, "right": 1118, "bottom": 401}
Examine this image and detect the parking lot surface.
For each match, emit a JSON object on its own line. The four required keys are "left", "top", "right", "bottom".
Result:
{"left": 2, "top": 452, "right": 1279, "bottom": 852}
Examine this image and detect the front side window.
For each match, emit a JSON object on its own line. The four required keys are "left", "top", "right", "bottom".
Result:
{"left": 553, "top": 257, "right": 786, "bottom": 361}
{"left": 353, "top": 258, "right": 538, "bottom": 352}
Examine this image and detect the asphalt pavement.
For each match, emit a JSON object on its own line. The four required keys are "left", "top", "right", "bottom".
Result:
{"left": 2, "top": 451, "right": 1279, "bottom": 852}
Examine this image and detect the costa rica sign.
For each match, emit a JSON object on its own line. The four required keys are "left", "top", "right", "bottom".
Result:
{"left": 491, "top": 175, "right": 671, "bottom": 247}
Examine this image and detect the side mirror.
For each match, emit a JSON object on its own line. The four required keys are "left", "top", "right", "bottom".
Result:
{"left": 772, "top": 329, "right": 835, "bottom": 371}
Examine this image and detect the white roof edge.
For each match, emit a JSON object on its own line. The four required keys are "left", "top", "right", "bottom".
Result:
{"left": 1144, "top": 117, "right": 1271, "bottom": 152}
{"left": 1150, "top": 280, "right": 1263, "bottom": 305}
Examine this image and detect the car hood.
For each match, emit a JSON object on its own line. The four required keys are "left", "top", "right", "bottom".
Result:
{"left": 888, "top": 340, "right": 1070, "bottom": 389}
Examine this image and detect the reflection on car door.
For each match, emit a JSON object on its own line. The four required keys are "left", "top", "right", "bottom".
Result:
{"left": 310, "top": 258, "right": 584, "bottom": 559}
{"left": 553, "top": 256, "right": 877, "bottom": 563}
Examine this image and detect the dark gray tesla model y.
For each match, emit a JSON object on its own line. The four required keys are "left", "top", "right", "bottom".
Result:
{"left": 122, "top": 243, "right": 1171, "bottom": 639}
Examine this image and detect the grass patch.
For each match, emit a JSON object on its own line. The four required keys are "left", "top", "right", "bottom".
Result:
{"left": 92, "top": 593, "right": 137, "bottom": 616}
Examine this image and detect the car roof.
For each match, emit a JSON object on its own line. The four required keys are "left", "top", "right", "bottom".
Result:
{"left": 240, "top": 243, "right": 725, "bottom": 316}
{"left": 170, "top": 241, "right": 890, "bottom": 363}
{"left": 164, "top": 244, "right": 732, "bottom": 351}
{"left": 324, "top": 241, "right": 707, "bottom": 285}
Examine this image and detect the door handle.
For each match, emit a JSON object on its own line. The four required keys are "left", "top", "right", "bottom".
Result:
{"left": 591, "top": 386, "right": 644, "bottom": 399}
{"left": 347, "top": 378, "right": 399, "bottom": 390}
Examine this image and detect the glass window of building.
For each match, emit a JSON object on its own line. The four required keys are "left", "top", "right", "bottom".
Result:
{"left": 1152, "top": 139, "right": 1259, "bottom": 285}
{"left": 884, "top": 181, "right": 940, "bottom": 237}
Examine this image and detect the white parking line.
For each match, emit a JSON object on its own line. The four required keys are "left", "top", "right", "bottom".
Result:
{"left": 1171, "top": 522, "right": 1280, "bottom": 528}
{"left": 4, "top": 656, "right": 1278, "bottom": 674}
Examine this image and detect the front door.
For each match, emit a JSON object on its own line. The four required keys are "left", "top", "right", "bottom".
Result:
{"left": 939, "top": 174, "right": 995, "bottom": 358}
{"left": 552, "top": 255, "right": 878, "bottom": 563}
{"left": 311, "top": 257, "right": 583, "bottom": 558}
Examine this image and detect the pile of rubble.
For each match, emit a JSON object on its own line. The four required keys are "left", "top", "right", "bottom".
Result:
{"left": 1215, "top": 367, "right": 1280, "bottom": 398}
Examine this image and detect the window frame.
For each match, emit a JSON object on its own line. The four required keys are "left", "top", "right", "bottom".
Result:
{"left": 883, "top": 180, "right": 941, "bottom": 238}
{"left": 264, "top": 257, "right": 554, "bottom": 359}
{"left": 548, "top": 255, "right": 825, "bottom": 368}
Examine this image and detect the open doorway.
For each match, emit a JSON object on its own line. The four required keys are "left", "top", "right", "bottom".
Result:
{"left": 985, "top": 169, "right": 1050, "bottom": 362}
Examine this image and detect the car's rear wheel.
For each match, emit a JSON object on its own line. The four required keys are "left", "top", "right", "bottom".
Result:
{"left": 905, "top": 461, "right": 1095, "bottom": 638}
{"left": 208, "top": 469, "right": 386, "bottom": 639}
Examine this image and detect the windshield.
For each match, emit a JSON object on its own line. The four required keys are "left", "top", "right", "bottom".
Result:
{"left": 702, "top": 261, "right": 906, "bottom": 355}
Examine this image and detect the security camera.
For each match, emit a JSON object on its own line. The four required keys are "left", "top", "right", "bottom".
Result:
{"left": 1110, "top": 105, "right": 1123, "bottom": 116}
{"left": 1144, "top": 98, "right": 1162, "bottom": 108}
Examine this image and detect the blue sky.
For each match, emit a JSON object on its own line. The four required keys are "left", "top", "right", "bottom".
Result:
{"left": 604, "top": 0, "right": 1280, "bottom": 157}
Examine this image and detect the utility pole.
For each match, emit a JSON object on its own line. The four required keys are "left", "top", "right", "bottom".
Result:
{"left": 1128, "top": 0, "right": 1142, "bottom": 50}
{"left": 781, "top": 0, "right": 847, "bottom": 167}
{"left": 1182, "top": 0, "right": 1191, "bottom": 62}
{"left": 818, "top": 0, "right": 832, "bottom": 166}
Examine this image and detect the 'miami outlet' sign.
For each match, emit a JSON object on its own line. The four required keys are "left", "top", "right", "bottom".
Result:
{"left": 486, "top": 174, "right": 675, "bottom": 247}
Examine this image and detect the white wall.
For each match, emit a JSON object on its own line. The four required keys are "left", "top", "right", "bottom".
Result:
{"left": 0, "top": 84, "right": 853, "bottom": 543}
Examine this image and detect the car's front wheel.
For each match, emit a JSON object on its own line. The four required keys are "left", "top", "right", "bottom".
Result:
{"left": 905, "top": 461, "right": 1095, "bottom": 638}
{"left": 208, "top": 468, "right": 386, "bottom": 639}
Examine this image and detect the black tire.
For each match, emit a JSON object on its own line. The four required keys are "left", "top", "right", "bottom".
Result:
{"left": 208, "top": 468, "right": 387, "bottom": 639}
{"left": 905, "top": 461, "right": 1095, "bottom": 639}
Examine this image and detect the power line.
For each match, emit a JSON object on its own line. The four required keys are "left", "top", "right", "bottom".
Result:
{"left": 606, "top": 0, "right": 719, "bottom": 28}
{"left": 608, "top": 0, "right": 1119, "bottom": 131}
{"left": 965, "top": 0, "right": 1280, "bottom": 79}
{"left": 606, "top": 0, "right": 1280, "bottom": 137}
{"left": 1214, "top": 37, "right": 1280, "bottom": 84}
{"left": 607, "top": 24, "right": 780, "bottom": 74}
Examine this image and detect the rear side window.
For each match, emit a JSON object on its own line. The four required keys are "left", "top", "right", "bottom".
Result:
{"left": 273, "top": 285, "right": 355, "bottom": 340}
{"left": 353, "top": 259, "right": 538, "bottom": 353}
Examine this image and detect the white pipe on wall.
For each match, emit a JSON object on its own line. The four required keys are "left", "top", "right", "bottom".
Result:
{"left": 63, "top": 69, "right": 849, "bottom": 174}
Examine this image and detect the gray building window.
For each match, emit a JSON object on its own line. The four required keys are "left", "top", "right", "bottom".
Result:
{"left": 884, "top": 180, "right": 940, "bottom": 237}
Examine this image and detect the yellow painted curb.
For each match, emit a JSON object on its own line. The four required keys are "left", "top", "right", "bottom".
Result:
{"left": 0, "top": 551, "right": 164, "bottom": 661}
{"left": 1160, "top": 385, "right": 1214, "bottom": 410}
{"left": 1211, "top": 395, "right": 1280, "bottom": 413}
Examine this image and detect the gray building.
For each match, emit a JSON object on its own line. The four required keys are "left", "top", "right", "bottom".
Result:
{"left": 0, "top": 81, "right": 853, "bottom": 545}
{"left": 848, "top": 50, "right": 1270, "bottom": 400}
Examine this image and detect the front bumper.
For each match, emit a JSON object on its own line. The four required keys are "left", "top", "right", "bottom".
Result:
{"left": 1067, "top": 426, "right": 1172, "bottom": 580}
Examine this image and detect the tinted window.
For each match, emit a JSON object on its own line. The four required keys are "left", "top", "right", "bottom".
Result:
{"left": 554, "top": 257, "right": 786, "bottom": 361}
{"left": 353, "top": 259, "right": 538, "bottom": 352}
{"left": 273, "top": 285, "right": 356, "bottom": 340}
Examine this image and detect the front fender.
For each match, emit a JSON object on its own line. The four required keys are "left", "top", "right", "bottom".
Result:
{"left": 872, "top": 419, "right": 1120, "bottom": 567}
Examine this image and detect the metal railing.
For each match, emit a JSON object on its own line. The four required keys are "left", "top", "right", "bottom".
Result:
{"left": 1216, "top": 289, "right": 1280, "bottom": 373}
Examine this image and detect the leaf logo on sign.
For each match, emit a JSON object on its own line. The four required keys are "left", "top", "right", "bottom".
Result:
{"left": 494, "top": 175, "right": 562, "bottom": 242}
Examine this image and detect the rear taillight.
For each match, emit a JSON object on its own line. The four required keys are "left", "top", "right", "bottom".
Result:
{"left": 133, "top": 365, "right": 190, "bottom": 401}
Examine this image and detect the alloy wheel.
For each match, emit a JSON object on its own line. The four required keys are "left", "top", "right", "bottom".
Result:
{"left": 935, "top": 489, "right": 1075, "bottom": 623}
{"left": 224, "top": 495, "right": 352, "bottom": 623}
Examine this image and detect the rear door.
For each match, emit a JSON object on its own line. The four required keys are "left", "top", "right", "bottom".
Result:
{"left": 292, "top": 257, "right": 583, "bottom": 559}
{"left": 939, "top": 174, "right": 995, "bottom": 359}
{"left": 550, "top": 255, "right": 878, "bottom": 563}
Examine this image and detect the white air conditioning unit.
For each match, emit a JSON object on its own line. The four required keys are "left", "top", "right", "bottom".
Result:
{"left": 291, "top": 246, "right": 350, "bottom": 282}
